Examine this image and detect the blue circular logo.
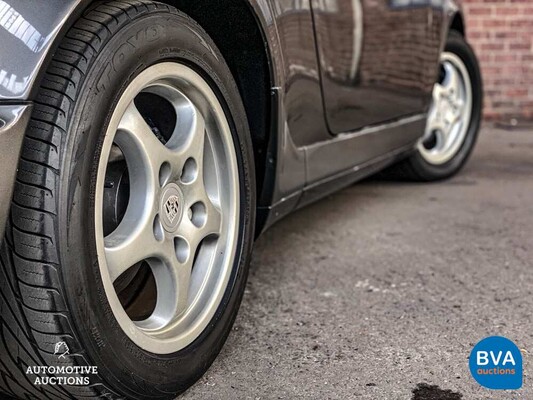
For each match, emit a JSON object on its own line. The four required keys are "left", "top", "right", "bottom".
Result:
{"left": 469, "top": 336, "right": 522, "bottom": 390}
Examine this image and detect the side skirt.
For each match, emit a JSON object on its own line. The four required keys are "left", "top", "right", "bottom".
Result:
{"left": 257, "top": 114, "right": 426, "bottom": 234}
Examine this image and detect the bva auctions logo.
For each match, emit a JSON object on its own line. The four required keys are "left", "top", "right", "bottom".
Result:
{"left": 469, "top": 336, "right": 522, "bottom": 390}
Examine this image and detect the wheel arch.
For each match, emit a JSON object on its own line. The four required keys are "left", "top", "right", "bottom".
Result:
{"left": 449, "top": 11, "right": 466, "bottom": 37}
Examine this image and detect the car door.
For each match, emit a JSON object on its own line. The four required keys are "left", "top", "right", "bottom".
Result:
{"left": 311, "top": 0, "right": 438, "bottom": 134}
{"left": 270, "top": 0, "right": 331, "bottom": 148}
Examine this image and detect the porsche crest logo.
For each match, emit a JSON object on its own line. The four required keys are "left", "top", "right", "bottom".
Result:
{"left": 164, "top": 195, "right": 180, "bottom": 223}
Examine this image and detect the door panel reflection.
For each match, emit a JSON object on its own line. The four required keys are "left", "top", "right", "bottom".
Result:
{"left": 272, "top": 0, "right": 330, "bottom": 146}
{"left": 312, "top": 0, "right": 442, "bottom": 133}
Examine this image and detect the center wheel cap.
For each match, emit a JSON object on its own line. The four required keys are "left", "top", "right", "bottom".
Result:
{"left": 160, "top": 183, "right": 184, "bottom": 232}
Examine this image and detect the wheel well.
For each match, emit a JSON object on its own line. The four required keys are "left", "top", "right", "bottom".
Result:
{"left": 449, "top": 12, "right": 465, "bottom": 36}
{"left": 161, "top": 0, "right": 273, "bottom": 205}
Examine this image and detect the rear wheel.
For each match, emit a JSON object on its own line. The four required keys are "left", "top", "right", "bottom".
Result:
{"left": 388, "top": 31, "right": 482, "bottom": 181}
{"left": 0, "top": 2, "right": 254, "bottom": 399}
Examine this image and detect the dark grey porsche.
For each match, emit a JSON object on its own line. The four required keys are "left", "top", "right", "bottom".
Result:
{"left": 0, "top": 0, "right": 481, "bottom": 398}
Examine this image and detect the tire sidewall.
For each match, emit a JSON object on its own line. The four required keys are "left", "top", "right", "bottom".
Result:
{"left": 411, "top": 31, "right": 483, "bottom": 180}
{"left": 57, "top": 12, "right": 254, "bottom": 397}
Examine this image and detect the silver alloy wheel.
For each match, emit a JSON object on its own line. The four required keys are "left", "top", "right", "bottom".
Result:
{"left": 94, "top": 63, "right": 240, "bottom": 354}
{"left": 418, "top": 52, "right": 473, "bottom": 165}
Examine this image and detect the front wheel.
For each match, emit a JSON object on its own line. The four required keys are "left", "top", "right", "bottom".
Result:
{"left": 390, "top": 30, "right": 483, "bottom": 181}
{"left": 0, "top": 2, "right": 255, "bottom": 399}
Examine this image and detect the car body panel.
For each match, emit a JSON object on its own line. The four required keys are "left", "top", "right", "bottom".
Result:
{"left": 0, "top": 104, "right": 32, "bottom": 241}
{"left": 305, "top": 114, "right": 426, "bottom": 183}
{"left": 311, "top": 0, "right": 438, "bottom": 133}
{"left": 0, "top": 0, "right": 465, "bottom": 241}
{"left": 0, "top": 0, "right": 82, "bottom": 101}
{"left": 270, "top": 0, "right": 330, "bottom": 147}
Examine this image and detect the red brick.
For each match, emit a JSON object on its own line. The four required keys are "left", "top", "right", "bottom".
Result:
{"left": 463, "top": 0, "right": 532, "bottom": 121}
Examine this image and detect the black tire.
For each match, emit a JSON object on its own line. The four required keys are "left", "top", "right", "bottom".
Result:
{"left": 386, "top": 30, "right": 483, "bottom": 181}
{"left": 0, "top": 1, "right": 255, "bottom": 399}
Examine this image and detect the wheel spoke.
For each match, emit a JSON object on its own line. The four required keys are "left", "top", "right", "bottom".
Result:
{"left": 203, "top": 200, "right": 222, "bottom": 237}
{"left": 169, "top": 109, "right": 206, "bottom": 184}
{"left": 150, "top": 241, "right": 194, "bottom": 322}
{"left": 455, "top": 98, "right": 465, "bottom": 116}
{"left": 115, "top": 102, "right": 173, "bottom": 184}
{"left": 104, "top": 215, "right": 161, "bottom": 282}
{"left": 177, "top": 218, "right": 205, "bottom": 255}
{"left": 170, "top": 257, "right": 193, "bottom": 318}
{"left": 432, "top": 82, "right": 444, "bottom": 104}
{"left": 425, "top": 104, "right": 444, "bottom": 135}
{"left": 435, "top": 129, "right": 447, "bottom": 150}
{"left": 442, "top": 62, "right": 461, "bottom": 98}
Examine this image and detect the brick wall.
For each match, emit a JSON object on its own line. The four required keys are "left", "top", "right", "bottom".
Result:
{"left": 463, "top": 0, "right": 533, "bottom": 121}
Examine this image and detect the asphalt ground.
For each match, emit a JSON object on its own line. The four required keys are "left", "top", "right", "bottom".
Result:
{"left": 182, "top": 125, "right": 533, "bottom": 400}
